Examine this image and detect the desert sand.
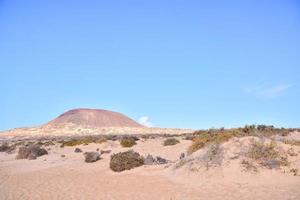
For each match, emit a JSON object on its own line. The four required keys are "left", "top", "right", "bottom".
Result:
{"left": 1, "top": 110, "right": 300, "bottom": 200}
{"left": 1, "top": 133, "right": 300, "bottom": 200}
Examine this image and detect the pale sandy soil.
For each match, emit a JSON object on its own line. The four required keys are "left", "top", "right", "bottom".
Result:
{"left": 1, "top": 136, "right": 300, "bottom": 200}
{"left": 0, "top": 124, "right": 193, "bottom": 138}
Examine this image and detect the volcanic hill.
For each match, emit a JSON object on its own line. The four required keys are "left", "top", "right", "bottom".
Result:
{"left": 45, "top": 108, "right": 143, "bottom": 128}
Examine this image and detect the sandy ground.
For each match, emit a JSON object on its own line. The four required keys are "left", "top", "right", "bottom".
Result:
{"left": 1, "top": 137, "right": 300, "bottom": 200}
{"left": 0, "top": 125, "right": 193, "bottom": 138}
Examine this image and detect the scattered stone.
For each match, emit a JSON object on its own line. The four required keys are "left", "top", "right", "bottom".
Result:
{"left": 96, "top": 148, "right": 100, "bottom": 151}
{"left": 100, "top": 150, "right": 111, "bottom": 154}
{"left": 156, "top": 156, "right": 168, "bottom": 164}
{"left": 61, "top": 154, "right": 66, "bottom": 158}
{"left": 180, "top": 153, "right": 185, "bottom": 160}
{"left": 143, "top": 154, "right": 168, "bottom": 165}
{"left": 144, "top": 154, "right": 155, "bottom": 165}
{"left": 16, "top": 145, "right": 48, "bottom": 160}
{"left": 74, "top": 148, "right": 82, "bottom": 153}
{"left": 84, "top": 152, "right": 100, "bottom": 163}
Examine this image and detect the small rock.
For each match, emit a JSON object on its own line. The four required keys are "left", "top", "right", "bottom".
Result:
{"left": 100, "top": 150, "right": 112, "bottom": 154}
{"left": 74, "top": 148, "right": 82, "bottom": 153}
{"left": 61, "top": 154, "right": 66, "bottom": 158}
{"left": 28, "top": 154, "right": 37, "bottom": 160}
{"left": 156, "top": 156, "right": 168, "bottom": 164}
{"left": 84, "top": 152, "right": 100, "bottom": 163}
{"left": 144, "top": 154, "right": 155, "bottom": 165}
{"left": 180, "top": 153, "right": 185, "bottom": 160}
{"left": 96, "top": 148, "right": 100, "bottom": 151}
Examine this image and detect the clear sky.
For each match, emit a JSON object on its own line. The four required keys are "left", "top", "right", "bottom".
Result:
{"left": 0, "top": 0, "right": 299, "bottom": 131}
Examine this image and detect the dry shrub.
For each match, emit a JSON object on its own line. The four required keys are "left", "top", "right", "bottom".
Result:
{"left": 95, "top": 138, "right": 107, "bottom": 144}
{"left": 290, "top": 168, "right": 299, "bottom": 176}
{"left": 241, "top": 159, "right": 258, "bottom": 172}
{"left": 284, "top": 140, "right": 300, "bottom": 146}
{"left": 120, "top": 138, "right": 136, "bottom": 147}
{"left": 192, "top": 125, "right": 290, "bottom": 140}
{"left": 202, "top": 144, "right": 224, "bottom": 169}
{"left": 247, "top": 140, "right": 289, "bottom": 169}
{"left": 110, "top": 150, "right": 144, "bottom": 172}
{"left": 287, "top": 148, "right": 298, "bottom": 156}
{"left": 0, "top": 143, "right": 10, "bottom": 152}
{"left": 188, "top": 132, "right": 234, "bottom": 154}
{"left": 16, "top": 145, "right": 48, "bottom": 160}
{"left": 62, "top": 137, "right": 94, "bottom": 146}
{"left": 163, "top": 138, "right": 180, "bottom": 146}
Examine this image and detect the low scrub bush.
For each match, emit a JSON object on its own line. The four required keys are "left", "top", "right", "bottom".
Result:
{"left": 284, "top": 140, "right": 300, "bottom": 146}
{"left": 62, "top": 136, "right": 105, "bottom": 147}
{"left": 110, "top": 150, "right": 144, "bottom": 172}
{"left": 188, "top": 132, "right": 234, "bottom": 154}
{"left": 247, "top": 140, "right": 289, "bottom": 169}
{"left": 62, "top": 137, "right": 94, "bottom": 146}
{"left": 120, "top": 138, "right": 136, "bottom": 147}
{"left": 95, "top": 138, "right": 107, "bottom": 144}
{"left": 290, "top": 168, "right": 299, "bottom": 176}
{"left": 163, "top": 138, "right": 180, "bottom": 146}
{"left": 16, "top": 145, "right": 48, "bottom": 160}
{"left": 0, "top": 143, "right": 9, "bottom": 152}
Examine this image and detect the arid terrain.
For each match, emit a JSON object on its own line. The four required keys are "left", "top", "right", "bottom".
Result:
{"left": 0, "top": 109, "right": 300, "bottom": 200}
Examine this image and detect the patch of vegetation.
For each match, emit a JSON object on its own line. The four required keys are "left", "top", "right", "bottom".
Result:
{"left": 16, "top": 145, "right": 48, "bottom": 160}
{"left": 110, "top": 150, "right": 144, "bottom": 172}
{"left": 62, "top": 136, "right": 94, "bottom": 147}
{"left": 61, "top": 136, "right": 108, "bottom": 147}
{"left": 163, "top": 138, "right": 180, "bottom": 146}
{"left": 95, "top": 138, "right": 107, "bottom": 144}
{"left": 187, "top": 132, "right": 234, "bottom": 154}
{"left": 287, "top": 148, "right": 298, "bottom": 156}
{"left": 290, "top": 168, "right": 299, "bottom": 176}
{"left": 284, "top": 140, "right": 300, "bottom": 146}
{"left": 247, "top": 140, "right": 289, "bottom": 169}
{"left": 0, "top": 143, "right": 16, "bottom": 154}
{"left": 0, "top": 143, "right": 10, "bottom": 152}
{"left": 241, "top": 159, "right": 258, "bottom": 172}
{"left": 187, "top": 124, "right": 292, "bottom": 155}
{"left": 120, "top": 138, "right": 137, "bottom": 148}
{"left": 202, "top": 144, "right": 224, "bottom": 169}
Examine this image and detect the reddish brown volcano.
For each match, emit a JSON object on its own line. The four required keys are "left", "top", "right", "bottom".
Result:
{"left": 45, "top": 108, "right": 143, "bottom": 128}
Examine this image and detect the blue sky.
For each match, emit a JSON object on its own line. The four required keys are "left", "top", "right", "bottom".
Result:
{"left": 0, "top": 0, "right": 299, "bottom": 130}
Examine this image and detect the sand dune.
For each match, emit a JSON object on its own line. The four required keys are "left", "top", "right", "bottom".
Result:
{"left": 1, "top": 132, "right": 300, "bottom": 200}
